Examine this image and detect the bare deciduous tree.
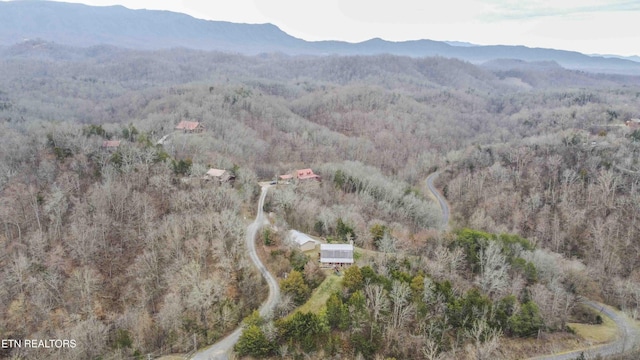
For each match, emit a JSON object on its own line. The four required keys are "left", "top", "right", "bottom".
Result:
{"left": 476, "top": 241, "right": 509, "bottom": 299}
{"left": 421, "top": 337, "right": 446, "bottom": 360}
{"left": 389, "top": 280, "right": 415, "bottom": 330}
{"left": 364, "top": 282, "right": 389, "bottom": 323}
{"left": 465, "top": 319, "right": 502, "bottom": 360}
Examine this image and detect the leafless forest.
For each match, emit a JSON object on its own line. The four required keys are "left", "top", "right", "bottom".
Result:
{"left": 1, "top": 41, "right": 639, "bottom": 359}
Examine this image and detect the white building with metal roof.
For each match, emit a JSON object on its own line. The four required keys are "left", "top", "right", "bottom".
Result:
{"left": 320, "top": 243, "right": 354, "bottom": 265}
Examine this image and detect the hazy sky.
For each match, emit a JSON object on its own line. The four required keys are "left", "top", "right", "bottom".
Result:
{"left": 19, "top": 0, "right": 640, "bottom": 56}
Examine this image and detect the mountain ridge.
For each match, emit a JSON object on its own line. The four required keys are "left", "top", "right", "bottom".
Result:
{"left": 2, "top": 1, "right": 640, "bottom": 75}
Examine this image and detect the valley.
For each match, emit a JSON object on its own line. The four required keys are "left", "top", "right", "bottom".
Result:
{"left": 1, "top": 30, "right": 640, "bottom": 359}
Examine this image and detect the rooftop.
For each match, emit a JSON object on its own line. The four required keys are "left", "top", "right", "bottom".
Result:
{"left": 320, "top": 243, "right": 353, "bottom": 251}
{"left": 175, "top": 120, "right": 201, "bottom": 130}
{"left": 102, "top": 140, "right": 121, "bottom": 148}
{"left": 288, "top": 230, "right": 317, "bottom": 246}
{"left": 206, "top": 168, "right": 226, "bottom": 177}
{"left": 296, "top": 168, "right": 320, "bottom": 180}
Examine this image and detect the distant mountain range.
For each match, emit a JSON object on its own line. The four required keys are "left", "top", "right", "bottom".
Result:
{"left": 592, "top": 54, "right": 640, "bottom": 63}
{"left": 2, "top": 0, "right": 640, "bottom": 75}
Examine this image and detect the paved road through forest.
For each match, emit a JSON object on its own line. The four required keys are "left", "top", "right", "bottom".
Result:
{"left": 192, "top": 185, "right": 280, "bottom": 360}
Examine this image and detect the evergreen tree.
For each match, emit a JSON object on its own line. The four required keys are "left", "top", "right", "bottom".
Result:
{"left": 280, "top": 270, "right": 310, "bottom": 305}
{"left": 235, "top": 325, "right": 274, "bottom": 357}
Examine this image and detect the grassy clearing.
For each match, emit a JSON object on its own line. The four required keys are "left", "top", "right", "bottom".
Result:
{"left": 568, "top": 314, "right": 617, "bottom": 344}
{"left": 500, "top": 332, "right": 583, "bottom": 360}
{"left": 296, "top": 274, "right": 343, "bottom": 314}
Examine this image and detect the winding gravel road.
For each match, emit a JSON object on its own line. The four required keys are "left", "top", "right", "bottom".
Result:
{"left": 192, "top": 185, "right": 280, "bottom": 360}
{"left": 425, "top": 172, "right": 639, "bottom": 359}
{"left": 191, "top": 177, "right": 640, "bottom": 359}
{"left": 426, "top": 172, "right": 449, "bottom": 229}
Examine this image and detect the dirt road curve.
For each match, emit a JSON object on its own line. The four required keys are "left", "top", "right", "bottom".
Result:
{"left": 426, "top": 172, "right": 639, "bottom": 359}
{"left": 192, "top": 185, "right": 280, "bottom": 360}
{"left": 528, "top": 299, "right": 639, "bottom": 360}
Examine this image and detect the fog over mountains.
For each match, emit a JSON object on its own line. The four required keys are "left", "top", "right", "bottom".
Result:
{"left": 2, "top": 0, "right": 640, "bottom": 75}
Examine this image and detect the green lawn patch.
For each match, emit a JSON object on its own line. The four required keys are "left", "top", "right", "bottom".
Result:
{"left": 568, "top": 313, "right": 617, "bottom": 344}
{"left": 296, "top": 274, "right": 343, "bottom": 314}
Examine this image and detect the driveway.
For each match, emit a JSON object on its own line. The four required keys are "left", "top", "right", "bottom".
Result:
{"left": 192, "top": 185, "right": 280, "bottom": 360}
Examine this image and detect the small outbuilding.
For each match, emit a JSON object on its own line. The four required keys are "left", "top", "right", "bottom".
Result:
{"left": 278, "top": 174, "right": 293, "bottom": 184}
{"left": 287, "top": 230, "right": 317, "bottom": 252}
{"left": 320, "top": 243, "right": 354, "bottom": 266}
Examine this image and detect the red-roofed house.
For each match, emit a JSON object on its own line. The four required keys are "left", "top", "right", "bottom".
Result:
{"left": 296, "top": 168, "right": 320, "bottom": 181}
{"left": 175, "top": 120, "right": 204, "bottom": 133}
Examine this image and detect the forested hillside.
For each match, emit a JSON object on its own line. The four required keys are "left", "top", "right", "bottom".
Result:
{"left": 0, "top": 42, "right": 639, "bottom": 359}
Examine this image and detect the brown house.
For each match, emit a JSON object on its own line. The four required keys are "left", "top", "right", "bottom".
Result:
{"left": 102, "top": 140, "right": 121, "bottom": 150}
{"left": 205, "top": 168, "right": 234, "bottom": 183}
{"left": 175, "top": 120, "right": 204, "bottom": 133}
